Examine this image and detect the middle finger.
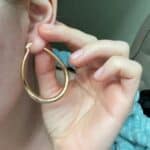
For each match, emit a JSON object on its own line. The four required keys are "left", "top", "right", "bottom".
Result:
{"left": 70, "top": 40, "right": 130, "bottom": 67}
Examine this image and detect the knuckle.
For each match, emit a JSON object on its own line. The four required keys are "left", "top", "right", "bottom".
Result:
{"left": 87, "top": 35, "right": 98, "bottom": 42}
{"left": 97, "top": 39, "right": 113, "bottom": 44}
{"left": 109, "top": 56, "right": 122, "bottom": 68}
{"left": 118, "top": 41, "right": 130, "bottom": 49}
{"left": 61, "top": 25, "right": 68, "bottom": 34}
{"left": 60, "top": 24, "right": 70, "bottom": 36}
{"left": 91, "top": 35, "right": 98, "bottom": 41}
{"left": 97, "top": 40, "right": 130, "bottom": 57}
{"left": 133, "top": 61, "right": 143, "bottom": 76}
{"left": 117, "top": 41, "right": 130, "bottom": 57}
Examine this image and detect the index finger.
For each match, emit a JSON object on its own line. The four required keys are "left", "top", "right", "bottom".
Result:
{"left": 38, "top": 23, "right": 97, "bottom": 51}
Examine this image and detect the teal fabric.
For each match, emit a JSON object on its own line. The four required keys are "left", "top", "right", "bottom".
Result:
{"left": 53, "top": 49, "right": 71, "bottom": 66}
{"left": 112, "top": 92, "right": 150, "bottom": 150}
{"left": 53, "top": 49, "right": 150, "bottom": 150}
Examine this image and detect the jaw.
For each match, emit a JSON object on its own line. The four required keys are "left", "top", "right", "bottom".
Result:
{"left": 0, "top": 1, "right": 29, "bottom": 121}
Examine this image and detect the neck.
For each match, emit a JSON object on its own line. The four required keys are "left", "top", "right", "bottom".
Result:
{"left": 0, "top": 4, "right": 52, "bottom": 148}
{"left": 0, "top": 90, "right": 53, "bottom": 150}
{"left": 0, "top": 45, "right": 52, "bottom": 149}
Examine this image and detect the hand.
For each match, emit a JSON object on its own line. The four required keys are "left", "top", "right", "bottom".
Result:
{"left": 34, "top": 23, "right": 142, "bottom": 150}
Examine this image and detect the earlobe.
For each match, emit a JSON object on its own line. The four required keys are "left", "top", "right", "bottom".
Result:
{"left": 27, "top": 0, "right": 57, "bottom": 53}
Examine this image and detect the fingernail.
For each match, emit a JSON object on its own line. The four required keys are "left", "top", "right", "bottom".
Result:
{"left": 71, "top": 50, "right": 83, "bottom": 60}
{"left": 94, "top": 67, "right": 104, "bottom": 80}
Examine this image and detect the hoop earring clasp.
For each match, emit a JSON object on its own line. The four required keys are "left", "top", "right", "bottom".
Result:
{"left": 21, "top": 43, "right": 69, "bottom": 104}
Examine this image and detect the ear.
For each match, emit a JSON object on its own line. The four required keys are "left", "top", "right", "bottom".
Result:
{"left": 27, "top": 0, "right": 57, "bottom": 53}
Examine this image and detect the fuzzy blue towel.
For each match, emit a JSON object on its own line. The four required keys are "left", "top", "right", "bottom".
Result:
{"left": 53, "top": 49, "right": 150, "bottom": 149}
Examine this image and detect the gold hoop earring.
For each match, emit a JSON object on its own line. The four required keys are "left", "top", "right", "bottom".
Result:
{"left": 20, "top": 43, "right": 69, "bottom": 104}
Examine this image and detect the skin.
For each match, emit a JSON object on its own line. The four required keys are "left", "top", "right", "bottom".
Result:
{"left": 0, "top": 0, "right": 142, "bottom": 150}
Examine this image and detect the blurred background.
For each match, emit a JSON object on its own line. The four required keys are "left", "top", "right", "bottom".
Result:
{"left": 57, "top": 0, "right": 150, "bottom": 46}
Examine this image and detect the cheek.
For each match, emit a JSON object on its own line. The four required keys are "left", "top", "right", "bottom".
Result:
{"left": 0, "top": 3, "right": 29, "bottom": 120}
{"left": 0, "top": 4, "right": 29, "bottom": 51}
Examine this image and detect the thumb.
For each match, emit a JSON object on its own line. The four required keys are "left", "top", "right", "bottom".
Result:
{"left": 35, "top": 49, "right": 62, "bottom": 98}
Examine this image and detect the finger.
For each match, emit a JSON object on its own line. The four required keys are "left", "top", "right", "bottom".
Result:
{"left": 35, "top": 51, "right": 62, "bottom": 98}
{"left": 93, "top": 56, "right": 142, "bottom": 94}
{"left": 70, "top": 40, "right": 130, "bottom": 67}
{"left": 38, "top": 23, "right": 97, "bottom": 50}
{"left": 94, "top": 56, "right": 142, "bottom": 81}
